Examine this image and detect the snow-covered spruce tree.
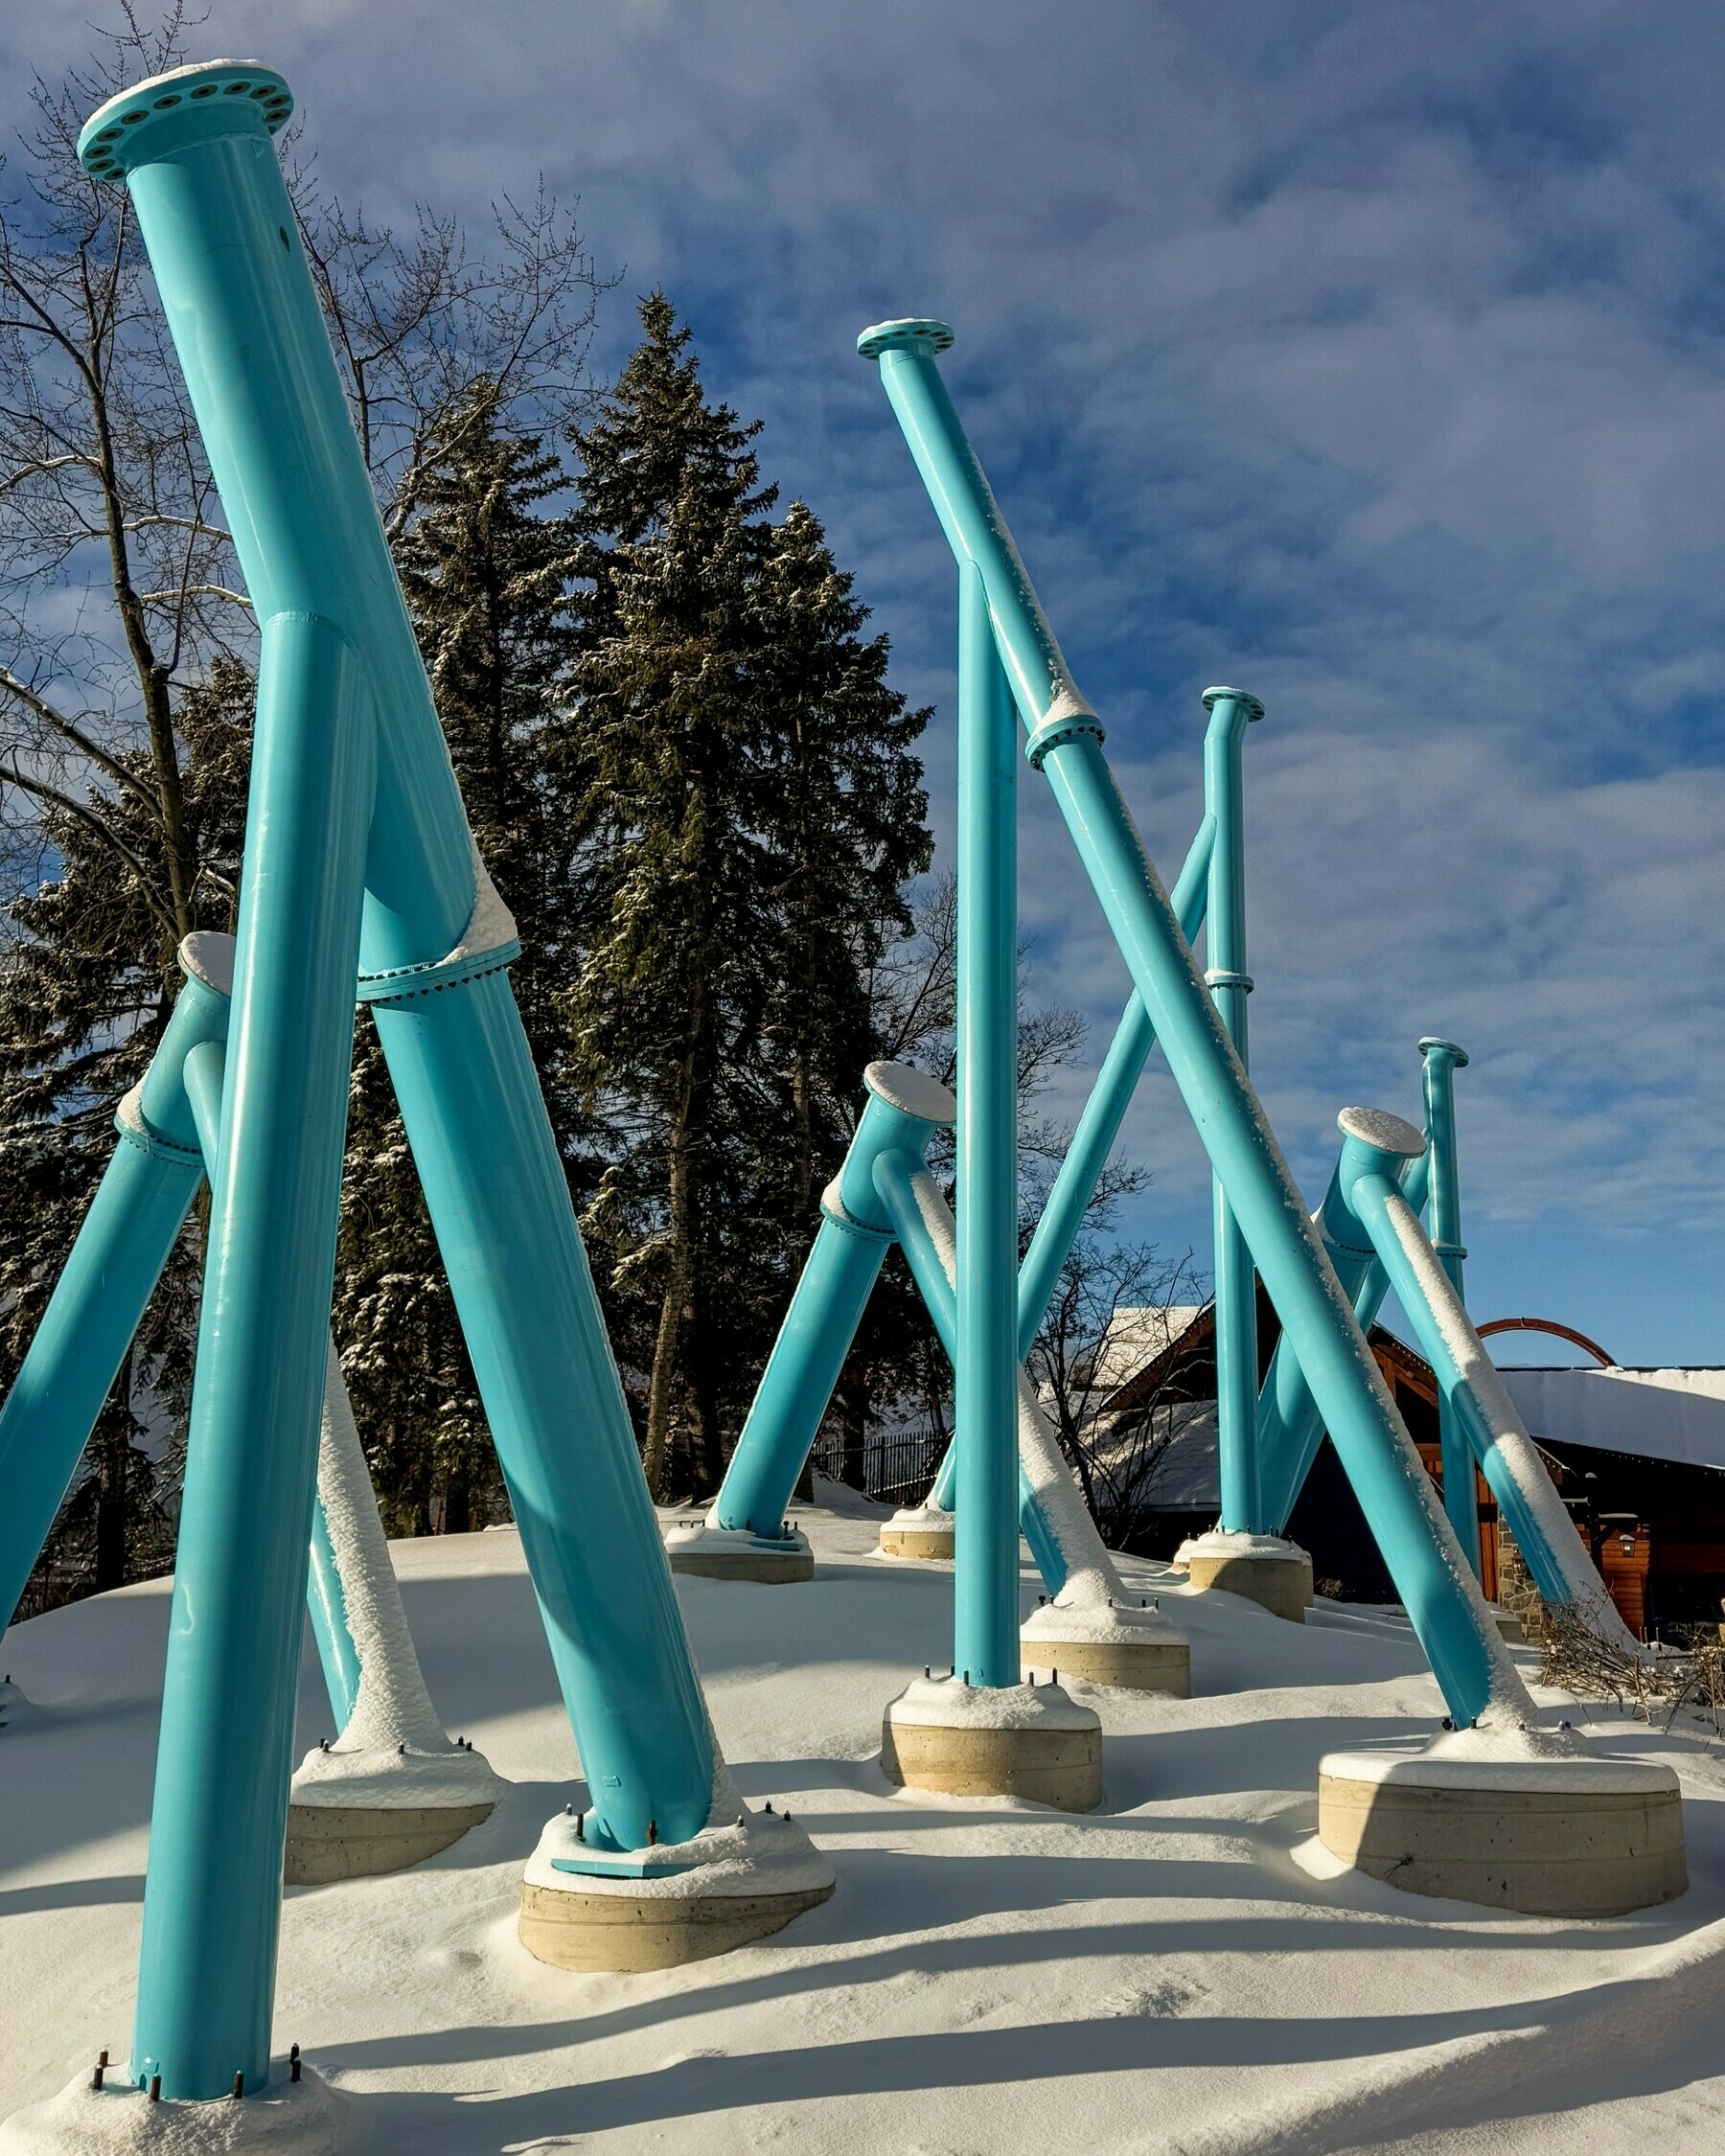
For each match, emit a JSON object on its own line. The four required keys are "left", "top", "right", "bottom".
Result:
{"left": 0, "top": 663, "right": 253, "bottom": 1608}
{"left": 336, "top": 383, "right": 587, "bottom": 1534}
{"left": 562, "top": 296, "right": 931, "bottom": 1501}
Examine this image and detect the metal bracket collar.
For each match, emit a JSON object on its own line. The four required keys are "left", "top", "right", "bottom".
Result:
{"left": 113, "top": 1082, "right": 204, "bottom": 1167}
{"left": 356, "top": 840, "right": 521, "bottom": 1006}
{"left": 1024, "top": 691, "right": 1106, "bottom": 770}
{"left": 818, "top": 1176, "right": 896, "bottom": 1246}
{"left": 1204, "top": 968, "right": 1254, "bottom": 995}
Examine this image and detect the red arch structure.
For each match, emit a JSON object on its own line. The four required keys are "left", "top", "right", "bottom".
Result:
{"left": 1477, "top": 1317, "right": 1616, "bottom": 1367}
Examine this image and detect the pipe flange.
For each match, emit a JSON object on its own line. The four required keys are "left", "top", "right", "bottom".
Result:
{"left": 818, "top": 1177, "right": 895, "bottom": 1245}
{"left": 857, "top": 318, "right": 954, "bottom": 360}
{"left": 1204, "top": 968, "right": 1254, "bottom": 995}
{"left": 113, "top": 1082, "right": 204, "bottom": 1166}
{"left": 356, "top": 850, "right": 521, "bottom": 1006}
{"left": 1201, "top": 686, "right": 1265, "bottom": 722}
{"left": 1024, "top": 700, "right": 1106, "bottom": 770}
{"left": 79, "top": 61, "right": 293, "bottom": 187}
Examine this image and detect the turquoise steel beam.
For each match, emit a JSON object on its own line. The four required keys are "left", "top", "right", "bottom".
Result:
{"left": 712, "top": 1063, "right": 954, "bottom": 1535}
{"left": 305, "top": 1484, "right": 362, "bottom": 1730}
{"left": 1202, "top": 687, "right": 1264, "bottom": 1534}
{"left": 1334, "top": 1128, "right": 1637, "bottom": 1646}
{"left": 81, "top": 62, "right": 720, "bottom": 2095}
{"left": 861, "top": 317, "right": 1527, "bottom": 1728}
{"left": 132, "top": 610, "right": 375, "bottom": 2103}
{"left": 870, "top": 1148, "right": 1064, "bottom": 1590}
{"left": 177, "top": 1009, "right": 363, "bottom": 1734}
{"left": 0, "top": 944, "right": 224, "bottom": 1633}
{"left": 371, "top": 966, "right": 715, "bottom": 1854}
{"left": 954, "top": 564, "right": 1021, "bottom": 1689}
{"left": 1258, "top": 1144, "right": 1431, "bottom": 1533}
{"left": 1420, "top": 1038, "right": 1480, "bottom": 1571}
{"left": 930, "top": 810, "right": 1215, "bottom": 1515}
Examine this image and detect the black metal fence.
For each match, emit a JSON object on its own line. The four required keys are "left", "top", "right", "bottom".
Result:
{"left": 810, "top": 1421, "right": 948, "bottom": 1510}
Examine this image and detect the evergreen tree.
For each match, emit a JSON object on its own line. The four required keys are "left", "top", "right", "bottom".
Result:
{"left": 336, "top": 383, "right": 585, "bottom": 1533}
{"left": 0, "top": 662, "right": 252, "bottom": 1604}
{"left": 563, "top": 296, "right": 931, "bottom": 1499}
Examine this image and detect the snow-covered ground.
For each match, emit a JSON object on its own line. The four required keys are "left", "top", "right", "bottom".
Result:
{"left": 4, "top": 1494, "right": 1725, "bottom": 2153}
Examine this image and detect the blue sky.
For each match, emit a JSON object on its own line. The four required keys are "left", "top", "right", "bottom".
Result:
{"left": 9, "top": 1, "right": 1725, "bottom": 1364}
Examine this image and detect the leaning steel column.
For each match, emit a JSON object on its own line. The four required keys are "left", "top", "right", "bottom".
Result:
{"left": 1420, "top": 1037, "right": 1480, "bottom": 1572}
{"left": 0, "top": 943, "right": 224, "bottom": 1634}
{"left": 78, "top": 62, "right": 721, "bottom": 2091}
{"left": 133, "top": 608, "right": 375, "bottom": 2101}
{"left": 861, "top": 315, "right": 1526, "bottom": 1730}
{"left": 688, "top": 1061, "right": 954, "bottom": 1576}
{"left": 1257, "top": 1143, "right": 1430, "bottom": 1531}
{"left": 1202, "top": 687, "right": 1264, "bottom": 1534}
{"left": 954, "top": 563, "right": 1021, "bottom": 1690}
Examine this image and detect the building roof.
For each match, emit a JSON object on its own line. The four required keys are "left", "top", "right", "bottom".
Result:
{"left": 1498, "top": 1366, "right": 1725, "bottom": 1475}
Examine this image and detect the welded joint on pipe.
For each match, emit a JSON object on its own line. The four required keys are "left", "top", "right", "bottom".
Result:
{"left": 113, "top": 1083, "right": 205, "bottom": 1167}
{"left": 357, "top": 847, "right": 521, "bottom": 1007}
{"left": 1024, "top": 699, "right": 1105, "bottom": 769}
{"left": 817, "top": 1176, "right": 896, "bottom": 1246}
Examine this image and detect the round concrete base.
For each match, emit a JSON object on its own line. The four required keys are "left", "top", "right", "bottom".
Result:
{"left": 286, "top": 1799, "right": 494, "bottom": 1886}
{"left": 1185, "top": 1534, "right": 1313, "bottom": 1622}
{"left": 1318, "top": 1747, "right": 1687, "bottom": 1915}
{"left": 878, "top": 1509, "right": 954, "bottom": 1562}
{"left": 664, "top": 1523, "right": 815, "bottom": 1583}
{"left": 881, "top": 1675, "right": 1102, "bottom": 1810}
{"left": 518, "top": 1802, "right": 835, "bottom": 1971}
{"left": 1019, "top": 1600, "right": 1191, "bottom": 1697}
{"left": 519, "top": 1876, "right": 834, "bottom": 1971}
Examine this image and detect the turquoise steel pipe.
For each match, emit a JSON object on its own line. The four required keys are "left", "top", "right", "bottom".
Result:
{"left": 1203, "top": 687, "right": 1264, "bottom": 1534}
{"left": 862, "top": 318, "right": 1524, "bottom": 1728}
{"left": 85, "top": 64, "right": 727, "bottom": 2087}
{"left": 713, "top": 1062, "right": 954, "bottom": 1535}
{"left": 1337, "top": 1144, "right": 1628, "bottom": 1634}
{"left": 305, "top": 1481, "right": 361, "bottom": 1729}
{"left": 954, "top": 565, "right": 1022, "bottom": 1689}
{"left": 0, "top": 946, "right": 224, "bottom": 1629}
{"left": 178, "top": 1011, "right": 362, "bottom": 1734}
{"left": 870, "top": 1148, "right": 1063, "bottom": 1588}
{"left": 133, "top": 611, "right": 375, "bottom": 2099}
{"left": 1420, "top": 1038, "right": 1479, "bottom": 1571}
{"left": 929, "top": 795, "right": 1214, "bottom": 1518}
{"left": 371, "top": 969, "right": 714, "bottom": 1851}
{"left": 1258, "top": 1144, "right": 1430, "bottom": 1532}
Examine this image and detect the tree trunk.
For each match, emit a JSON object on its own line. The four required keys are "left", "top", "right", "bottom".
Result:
{"left": 93, "top": 1411, "right": 128, "bottom": 1593}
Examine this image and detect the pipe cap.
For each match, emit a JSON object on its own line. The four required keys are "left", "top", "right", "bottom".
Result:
{"left": 858, "top": 319, "right": 954, "bottom": 361}
{"left": 1336, "top": 1105, "right": 1425, "bottom": 1158}
{"left": 1417, "top": 1036, "right": 1470, "bottom": 1067}
{"left": 79, "top": 60, "right": 292, "bottom": 187}
{"left": 178, "top": 931, "right": 236, "bottom": 999}
{"left": 863, "top": 1061, "right": 957, "bottom": 1127}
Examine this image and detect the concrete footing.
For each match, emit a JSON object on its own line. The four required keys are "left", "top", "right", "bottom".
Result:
{"left": 1185, "top": 1531, "right": 1312, "bottom": 1621}
{"left": 1489, "top": 1606, "right": 1527, "bottom": 1642}
{"left": 286, "top": 1798, "right": 494, "bottom": 1886}
{"left": 518, "top": 1803, "right": 835, "bottom": 1972}
{"left": 664, "top": 1522, "right": 815, "bottom": 1583}
{"left": 881, "top": 1675, "right": 1102, "bottom": 1810}
{"left": 1318, "top": 1743, "right": 1687, "bottom": 1915}
{"left": 519, "top": 1877, "right": 834, "bottom": 1971}
{"left": 1019, "top": 1597, "right": 1191, "bottom": 1696}
{"left": 878, "top": 1507, "right": 954, "bottom": 1562}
